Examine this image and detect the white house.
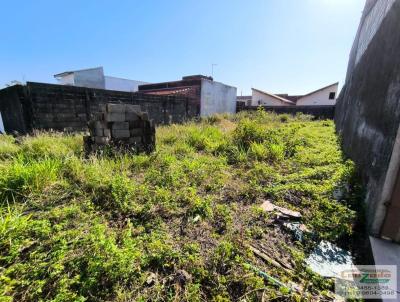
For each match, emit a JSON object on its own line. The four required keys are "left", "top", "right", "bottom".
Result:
{"left": 251, "top": 88, "right": 296, "bottom": 106}
{"left": 138, "top": 75, "right": 237, "bottom": 117}
{"left": 251, "top": 82, "right": 338, "bottom": 106}
{"left": 54, "top": 67, "right": 148, "bottom": 92}
{"left": 295, "top": 82, "right": 339, "bottom": 106}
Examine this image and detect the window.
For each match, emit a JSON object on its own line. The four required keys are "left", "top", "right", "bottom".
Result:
{"left": 329, "top": 92, "right": 336, "bottom": 100}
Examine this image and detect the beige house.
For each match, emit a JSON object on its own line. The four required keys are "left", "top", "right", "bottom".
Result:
{"left": 251, "top": 88, "right": 296, "bottom": 106}
{"left": 251, "top": 82, "right": 338, "bottom": 106}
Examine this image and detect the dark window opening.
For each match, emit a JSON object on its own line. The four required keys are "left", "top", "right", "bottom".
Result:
{"left": 329, "top": 92, "right": 336, "bottom": 100}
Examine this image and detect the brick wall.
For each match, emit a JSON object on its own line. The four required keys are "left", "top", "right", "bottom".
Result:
{"left": 0, "top": 82, "right": 199, "bottom": 134}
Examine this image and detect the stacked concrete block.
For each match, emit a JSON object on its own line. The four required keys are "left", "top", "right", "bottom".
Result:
{"left": 84, "top": 103, "right": 155, "bottom": 154}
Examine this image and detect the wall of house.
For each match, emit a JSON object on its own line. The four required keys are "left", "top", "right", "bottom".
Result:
{"left": 237, "top": 96, "right": 252, "bottom": 107}
{"left": 73, "top": 67, "right": 105, "bottom": 89}
{"left": 335, "top": 0, "right": 400, "bottom": 237}
{"left": 251, "top": 90, "right": 291, "bottom": 106}
{"left": 56, "top": 73, "right": 75, "bottom": 86}
{"left": 0, "top": 82, "right": 198, "bottom": 133}
{"left": 104, "top": 76, "right": 148, "bottom": 92}
{"left": 200, "top": 79, "right": 237, "bottom": 116}
{"left": 296, "top": 84, "right": 338, "bottom": 106}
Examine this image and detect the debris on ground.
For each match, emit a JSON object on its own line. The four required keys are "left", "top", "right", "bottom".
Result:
{"left": 174, "top": 269, "right": 192, "bottom": 285}
{"left": 248, "top": 244, "right": 293, "bottom": 273}
{"left": 260, "top": 199, "right": 301, "bottom": 219}
{"left": 146, "top": 272, "right": 157, "bottom": 286}
{"left": 282, "top": 222, "right": 311, "bottom": 241}
{"left": 245, "top": 263, "right": 296, "bottom": 292}
{"left": 305, "top": 241, "right": 355, "bottom": 278}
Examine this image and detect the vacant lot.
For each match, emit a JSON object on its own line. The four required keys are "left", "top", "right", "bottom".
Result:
{"left": 0, "top": 111, "right": 361, "bottom": 301}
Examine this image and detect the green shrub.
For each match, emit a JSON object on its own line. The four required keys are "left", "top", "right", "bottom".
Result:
{"left": 232, "top": 118, "right": 266, "bottom": 149}
{"left": 0, "top": 135, "right": 20, "bottom": 160}
{"left": 0, "top": 157, "right": 61, "bottom": 203}
{"left": 21, "top": 132, "right": 82, "bottom": 159}
{"left": 247, "top": 142, "right": 268, "bottom": 160}
{"left": 212, "top": 204, "right": 233, "bottom": 235}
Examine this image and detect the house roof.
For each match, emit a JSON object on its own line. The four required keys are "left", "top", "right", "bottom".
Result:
{"left": 251, "top": 88, "right": 296, "bottom": 105}
{"left": 140, "top": 86, "right": 197, "bottom": 96}
{"left": 54, "top": 67, "right": 103, "bottom": 78}
{"left": 299, "top": 82, "right": 339, "bottom": 98}
{"left": 275, "top": 94, "right": 303, "bottom": 103}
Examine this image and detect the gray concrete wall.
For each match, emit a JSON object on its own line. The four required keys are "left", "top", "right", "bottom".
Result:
{"left": 335, "top": 0, "right": 400, "bottom": 235}
{"left": 345, "top": 0, "right": 395, "bottom": 83}
{"left": 0, "top": 85, "right": 27, "bottom": 133}
{"left": 200, "top": 79, "right": 237, "bottom": 117}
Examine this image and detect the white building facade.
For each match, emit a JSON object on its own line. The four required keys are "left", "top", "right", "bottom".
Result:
{"left": 251, "top": 83, "right": 338, "bottom": 107}
{"left": 251, "top": 88, "right": 295, "bottom": 106}
{"left": 200, "top": 79, "right": 237, "bottom": 116}
{"left": 295, "top": 83, "right": 339, "bottom": 106}
{"left": 54, "top": 67, "right": 148, "bottom": 92}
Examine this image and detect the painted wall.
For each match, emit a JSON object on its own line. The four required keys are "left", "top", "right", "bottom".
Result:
{"left": 200, "top": 79, "right": 237, "bottom": 116}
{"left": 57, "top": 73, "right": 75, "bottom": 86}
{"left": 105, "top": 76, "right": 148, "bottom": 92}
{"left": 73, "top": 67, "right": 105, "bottom": 89}
{"left": 251, "top": 89, "right": 291, "bottom": 106}
{"left": 296, "top": 84, "right": 338, "bottom": 106}
{"left": 55, "top": 68, "right": 148, "bottom": 92}
{"left": 335, "top": 0, "right": 400, "bottom": 237}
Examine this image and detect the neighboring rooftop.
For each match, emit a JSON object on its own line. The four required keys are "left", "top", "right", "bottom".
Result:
{"left": 251, "top": 82, "right": 339, "bottom": 106}
{"left": 53, "top": 66, "right": 104, "bottom": 78}
{"left": 252, "top": 88, "right": 296, "bottom": 105}
{"left": 53, "top": 66, "right": 148, "bottom": 92}
{"left": 299, "top": 82, "right": 339, "bottom": 98}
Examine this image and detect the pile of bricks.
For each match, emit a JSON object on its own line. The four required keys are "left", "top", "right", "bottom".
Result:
{"left": 84, "top": 103, "right": 155, "bottom": 154}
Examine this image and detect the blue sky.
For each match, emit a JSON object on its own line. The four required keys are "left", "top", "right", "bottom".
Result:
{"left": 1, "top": 0, "right": 364, "bottom": 95}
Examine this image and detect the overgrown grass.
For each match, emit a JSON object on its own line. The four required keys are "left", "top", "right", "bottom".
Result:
{"left": 0, "top": 111, "right": 362, "bottom": 301}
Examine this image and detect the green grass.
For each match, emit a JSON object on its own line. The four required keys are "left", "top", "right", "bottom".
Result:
{"left": 0, "top": 110, "right": 362, "bottom": 301}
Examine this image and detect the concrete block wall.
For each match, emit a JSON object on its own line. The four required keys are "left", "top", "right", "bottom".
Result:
{"left": 0, "top": 82, "right": 198, "bottom": 134}
{"left": 85, "top": 103, "right": 155, "bottom": 153}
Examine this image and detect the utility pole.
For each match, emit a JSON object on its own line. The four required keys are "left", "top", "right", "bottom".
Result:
{"left": 211, "top": 64, "right": 217, "bottom": 78}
